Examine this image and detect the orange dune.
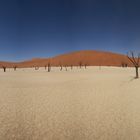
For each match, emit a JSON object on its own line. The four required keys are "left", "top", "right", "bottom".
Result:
{"left": 0, "top": 50, "right": 132, "bottom": 68}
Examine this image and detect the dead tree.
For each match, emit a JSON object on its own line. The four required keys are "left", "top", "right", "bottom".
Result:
{"left": 65, "top": 66, "right": 67, "bottom": 71}
{"left": 2, "top": 66, "right": 6, "bottom": 72}
{"left": 79, "top": 61, "right": 82, "bottom": 69}
{"left": 122, "top": 62, "right": 128, "bottom": 68}
{"left": 60, "top": 64, "right": 63, "bottom": 71}
{"left": 71, "top": 65, "right": 73, "bottom": 70}
{"left": 14, "top": 66, "right": 17, "bottom": 71}
{"left": 85, "top": 64, "right": 87, "bottom": 69}
{"left": 127, "top": 52, "right": 140, "bottom": 79}
{"left": 125, "top": 63, "right": 128, "bottom": 67}
{"left": 45, "top": 65, "right": 47, "bottom": 70}
{"left": 48, "top": 63, "right": 51, "bottom": 72}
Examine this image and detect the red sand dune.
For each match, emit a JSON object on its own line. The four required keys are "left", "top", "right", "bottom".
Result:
{"left": 0, "top": 61, "right": 16, "bottom": 68}
{"left": 0, "top": 50, "right": 133, "bottom": 68}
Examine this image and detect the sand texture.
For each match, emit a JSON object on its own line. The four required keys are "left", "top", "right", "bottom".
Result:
{"left": 0, "top": 67, "right": 140, "bottom": 140}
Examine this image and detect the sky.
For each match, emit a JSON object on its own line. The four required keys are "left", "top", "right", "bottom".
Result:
{"left": 0, "top": 0, "right": 140, "bottom": 61}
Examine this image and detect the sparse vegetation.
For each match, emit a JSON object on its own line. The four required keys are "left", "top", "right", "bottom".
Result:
{"left": 85, "top": 64, "right": 87, "bottom": 69}
{"left": 79, "top": 61, "right": 82, "bottom": 69}
{"left": 121, "top": 62, "right": 128, "bottom": 68}
{"left": 65, "top": 66, "right": 67, "bottom": 71}
{"left": 60, "top": 63, "right": 63, "bottom": 71}
{"left": 14, "top": 66, "right": 17, "bottom": 71}
{"left": 2, "top": 66, "right": 6, "bottom": 72}
{"left": 127, "top": 51, "right": 140, "bottom": 79}
{"left": 48, "top": 62, "right": 51, "bottom": 72}
{"left": 45, "top": 65, "right": 47, "bottom": 70}
{"left": 71, "top": 65, "right": 73, "bottom": 70}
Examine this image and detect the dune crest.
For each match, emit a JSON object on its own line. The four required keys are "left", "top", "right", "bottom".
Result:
{"left": 0, "top": 50, "right": 132, "bottom": 68}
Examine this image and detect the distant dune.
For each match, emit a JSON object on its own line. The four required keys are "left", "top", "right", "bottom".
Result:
{"left": 0, "top": 61, "right": 17, "bottom": 68}
{"left": 0, "top": 50, "right": 132, "bottom": 68}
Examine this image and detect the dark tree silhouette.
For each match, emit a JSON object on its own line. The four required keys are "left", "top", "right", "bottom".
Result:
{"left": 71, "top": 65, "right": 73, "bottom": 70}
{"left": 48, "top": 62, "right": 51, "bottom": 72}
{"left": 14, "top": 66, "right": 17, "bottom": 71}
{"left": 125, "top": 63, "right": 128, "bottom": 67}
{"left": 65, "top": 66, "right": 67, "bottom": 71}
{"left": 45, "top": 65, "right": 47, "bottom": 70}
{"left": 127, "top": 52, "right": 140, "bottom": 79}
{"left": 79, "top": 61, "right": 82, "bottom": 68}
{"left": 121, "top": 62, "right": 125, "bottom": 67}
{"left": 121, "top": 62, "right": 128, "bottom": 68}
{"left": 60, "top": 64, "right": 63, "bottom": 71}
{"left": 2, "top": 66, "right": 6, "bottom": 72}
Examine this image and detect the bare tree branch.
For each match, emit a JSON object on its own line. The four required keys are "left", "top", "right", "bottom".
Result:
{"left": 130, "top": 51, "right": 138, "bottom": 66}
{"left": 137, "top": 53, "right": 140, "bottom": 65}
{"left": 127, "top": 51, "right": 140, "bottom": 79}
{"left": 127, "top": 54, "right": 136, "bottom": 66}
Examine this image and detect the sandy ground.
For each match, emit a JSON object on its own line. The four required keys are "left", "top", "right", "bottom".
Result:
{"left": 0, "top": 66, "right": 140, "bottom": 140}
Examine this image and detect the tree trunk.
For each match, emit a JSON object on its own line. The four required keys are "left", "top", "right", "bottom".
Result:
{"left": 48, "top": 65, "right": 51, "bottom": 72}
{"left": 60, "top": 66, "right": 62, "bottom": 71}
{"left": 3, "top": 67, "right": 6, "bottom": 72}
{"left": 135, "top": 66, "right": 139, "bottom": 78}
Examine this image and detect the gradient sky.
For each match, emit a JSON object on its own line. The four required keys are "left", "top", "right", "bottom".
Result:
{"left": 0, "top": 0, "right": 140, "bottom": 61}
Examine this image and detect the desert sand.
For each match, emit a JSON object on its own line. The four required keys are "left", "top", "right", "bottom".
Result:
{"left": 0, "top": 66, "right": 140, "bottom": 140}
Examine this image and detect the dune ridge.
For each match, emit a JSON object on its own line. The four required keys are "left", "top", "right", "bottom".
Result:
{"left": 0, "top": 50, "right": 132, "bottom": 68}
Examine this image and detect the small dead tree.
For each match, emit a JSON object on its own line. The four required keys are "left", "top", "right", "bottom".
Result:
{"left": 71, "top": 65, "right": 73, "bottom": 70}
{"left": 79, "top": 61, "right": 82, "bottom": 69}
{"left": 125, "top": 63, "right": 128, "bottom": 67}
{"left": 122, "top": 62, "right": 128, "bottom": 68}
{"left": 45, "top": 65, "right": 47, "bottom": 70}
{"left": 2, "top": 66, "right": 6, "bottom": 72}
{"left": 60, "top": 64, "right": 63, "bottom": 71}
{"left": 127, "top": 52, "right": 140, "bottom": 79}
{"left": 48, "top": 62, "right": 51, "bottom": 72}
{"left": 14, "top": 66, "right": 17, "bottom": 71}
{"left": 85, "top": 64, "right": 87, "bottom": 69}
{"left": 121, "top": 62, "right": 126, "bottom": 68}
{"left": 65, "top": 66, "right": 67, "bottom": 71}
{"left": 121, "top": 62, "right": 125, "bottom": 68}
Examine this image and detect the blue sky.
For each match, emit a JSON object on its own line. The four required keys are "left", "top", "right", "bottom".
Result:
{"left": 0, "top": 0, "right": 140, "bottom": 61}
